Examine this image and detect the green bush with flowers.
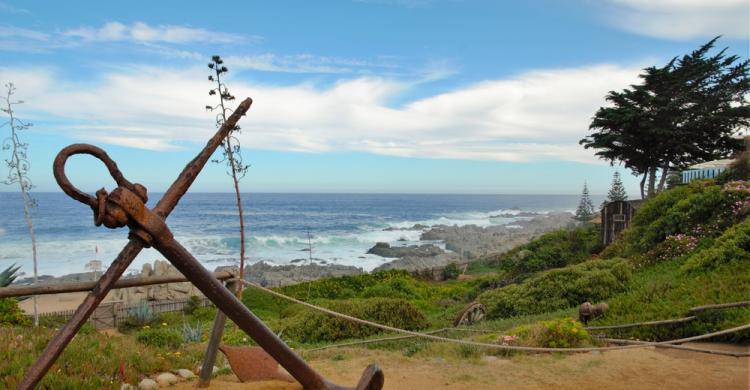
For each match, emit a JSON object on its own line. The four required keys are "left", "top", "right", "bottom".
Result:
{"left": 509, "top": 318, "right": 590, "bottom": 348}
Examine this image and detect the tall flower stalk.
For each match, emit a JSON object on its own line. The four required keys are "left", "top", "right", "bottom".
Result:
{"left": 206, "top": 56, "right": 250, "bottom": 297}
{"left": 1, "top": 83, "right": 39, "bottom": 325}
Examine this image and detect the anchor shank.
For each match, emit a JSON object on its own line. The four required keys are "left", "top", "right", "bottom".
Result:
{"left": 152, "top": 237, "right": 330, "bottom": 389}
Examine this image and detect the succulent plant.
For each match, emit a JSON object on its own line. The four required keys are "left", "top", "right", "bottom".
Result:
{"left": 0, "top": 264, "right": 20, "bottom": 287}
{"left": 181, "top": 321, "right": 202, "bottom": 343}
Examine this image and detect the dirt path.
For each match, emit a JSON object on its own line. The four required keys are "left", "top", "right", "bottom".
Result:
{"left": 172, "top": 344, "right": 749, "bottom": 390}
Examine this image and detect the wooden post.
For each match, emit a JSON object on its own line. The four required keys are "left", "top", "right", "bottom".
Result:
{"left": 197, "top": 278, "right": 237, "bottom": 387}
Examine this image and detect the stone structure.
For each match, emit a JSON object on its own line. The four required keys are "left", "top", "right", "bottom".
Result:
{"left": 111, "top": 260, "right": 206, "bottom": 304}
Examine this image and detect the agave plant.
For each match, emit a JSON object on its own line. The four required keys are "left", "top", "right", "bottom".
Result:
{"left": 182, "top": 321, "right": 202, "bottom": 343}
{"left": 128, "top": 302, "right": 154, "bottom": 326}
{"left": 0, "top": 263, "right": 21, "bottom": 287}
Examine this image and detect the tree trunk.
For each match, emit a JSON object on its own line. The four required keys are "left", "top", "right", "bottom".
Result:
{"left": 657, "top": 164, "right": 669, "bottom": 193}
{"left": 647, "top": 166, "right": 658, "bottom": 197}
{"left": 640, "top": 172, "right": 648, "bottom": 199}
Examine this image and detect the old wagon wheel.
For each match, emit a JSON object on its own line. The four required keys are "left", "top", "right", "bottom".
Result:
{"left": 453, "top": 302, "right": 486, "bottom": 326}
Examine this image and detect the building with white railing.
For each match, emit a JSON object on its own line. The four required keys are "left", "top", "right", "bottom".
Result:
{"left": 681, "top": 159, "right": 733, "bottom": 184}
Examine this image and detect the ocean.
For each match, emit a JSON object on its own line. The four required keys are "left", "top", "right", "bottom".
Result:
{"left": 0, "top": 192, "right": 600, "bottom": 277}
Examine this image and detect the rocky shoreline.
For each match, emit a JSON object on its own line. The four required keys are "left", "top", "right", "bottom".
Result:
{"left": 11, "top": 211, "right": 575, "bottom": 294}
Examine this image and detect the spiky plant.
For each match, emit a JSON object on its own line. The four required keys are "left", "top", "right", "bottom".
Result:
{"left": 128, "top": 302, "right": 154, "bottom": 326}
{"left": 0, "top": 264, "right": 20, "bottom": 287}
{"left": 181, "top": 321, "right": 202, "bottom": 343}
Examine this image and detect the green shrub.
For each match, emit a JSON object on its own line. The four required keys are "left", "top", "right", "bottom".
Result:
{"left": 183, "top": 295, "right": 203, "bottom": 315}
{"left": 442, "top": 263, "right": 460, "bottom": 280}
{"left": 682, "top": 218, "right": 750, "bottom": 272}
{"left": 361, "top": 277, "right": 420, "bottom": 299}
{"left": 604, "top": 183, "right": 731, "bottom": 258}
{"left": 282, "top": 298, "right": 428, "bottom": 343}
{"left": 591, "top": 258, "right": 750, "bottom": 341}
{"left": 0, "top": 298, "right": 28, "bottom": 325}
{"left": 510, "top": 317, "right": 590, "bottom": 348}
{"left": 717, "top": 153, "right": 750, "bottom": 183}
{"left": 135, "top": 326, "right": 182, "bottom": 348}
{"left": 478, "top": 259, "right": 631, "bottom": 318}
{"left": 279, "top": 270, "right": 414, "bottom": 301}
{"left": 480, "top": 224, "right": 602, "bottom": 276}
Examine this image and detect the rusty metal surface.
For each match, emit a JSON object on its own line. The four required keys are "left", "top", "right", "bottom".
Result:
{"left": 219, "top": 345, "right": 295, "bottom": 383}
{"left": 19, "top": 98, "right": 252, "bottom": 390}
{"left": 21, "top": 95, "right": 384, "bottom": 390}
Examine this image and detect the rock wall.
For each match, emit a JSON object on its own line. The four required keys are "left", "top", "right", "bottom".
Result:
{"left": 111, "top": 260, "right": 206, "bottom": 304}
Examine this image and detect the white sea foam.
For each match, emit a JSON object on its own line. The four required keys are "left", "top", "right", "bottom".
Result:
{"left": 0, "top": 207, "right": 537, "bottom": 277}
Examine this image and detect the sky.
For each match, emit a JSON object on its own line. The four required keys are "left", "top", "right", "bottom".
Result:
{"left": 0, "top": 0, "right": 748, "bottom": 195}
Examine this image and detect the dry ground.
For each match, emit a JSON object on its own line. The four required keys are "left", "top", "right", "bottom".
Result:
{"left": 172, "top": 343, "right": 750, "bottom": 390}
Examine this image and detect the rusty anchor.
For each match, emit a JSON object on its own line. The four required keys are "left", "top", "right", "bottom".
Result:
{"left": 19, "top": 97, "right": 384, "bottom": 390}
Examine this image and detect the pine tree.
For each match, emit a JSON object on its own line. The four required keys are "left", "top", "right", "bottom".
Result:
{"left": 606, "top": 172, "right": 628, "bottom": 202}
{"left": 575, "top": 181, "right": 595, "bottom": 222}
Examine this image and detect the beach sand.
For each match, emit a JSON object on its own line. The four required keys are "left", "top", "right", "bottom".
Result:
{"left": 18, "top": 292, "right": 117, "bottom": 314}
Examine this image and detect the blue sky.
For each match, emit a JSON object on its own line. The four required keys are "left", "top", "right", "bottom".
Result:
{"left": 0, "top": 0, "right": 748, "bottom": 195}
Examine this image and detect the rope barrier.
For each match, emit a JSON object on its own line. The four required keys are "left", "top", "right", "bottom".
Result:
{"left": 689, "top": 301, "right": 750, "bottom": 314}
{"left": 238, "top": 279, "right": 750, "bottom": 353}
{"left": 586, "top": 316, "right": 697, "bottom": 330}
{"left": 604, "top": 338, "right": 750, "bottom": 357}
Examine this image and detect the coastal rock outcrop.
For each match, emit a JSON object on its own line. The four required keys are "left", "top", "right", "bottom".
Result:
{"left": 366, "top": 242, "right": 444, "bottom": 258}
{"left": 420, "top": 212, "right": 574, "bottom": 259}
{"left": 241, "top": 261, "right": 363, "bottom": 288}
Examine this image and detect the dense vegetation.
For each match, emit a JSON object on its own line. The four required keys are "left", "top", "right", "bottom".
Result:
{"left": 477, "top": 259, "right": 631, "bottom": 318}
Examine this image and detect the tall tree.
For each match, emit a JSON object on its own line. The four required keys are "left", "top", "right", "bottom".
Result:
{"left": 1, "top": 83, "right": 39, "bottom": 326}
{"left": 206, "top": 56, "right": 250, "bottom": 298}
{"left": 575, "top": 181, "right": 595, "bottom": 222}
{"left": 581, "top": 37, "right": 749, "bottom": 198}
{"left": 607, "top": 172, "right": 628, "bottom": 202}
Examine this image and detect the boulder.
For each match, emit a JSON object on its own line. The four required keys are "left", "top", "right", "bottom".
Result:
{"left": 155, "top": 372, "right": 179, "bottom": 386}
{"left": 176, "top": 368, "right": 196, "bottom": 379}
{"left": 137, "top": 378, "right": 158, "bottom": 390}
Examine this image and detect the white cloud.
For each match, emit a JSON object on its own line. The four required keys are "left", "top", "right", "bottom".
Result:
{"left": 603, "top": 0, "right": 749, "bottom": 40}
{"left": 0, "top": 2, "right": 30, "bottom": 14}
{"left": 63, "top": 21, "right": 249, "bottom": 44}
{"left": 0, "top": 26, "right": 48, "bottom": 41}
{"left": 226, "top": 53, "right": 401, "bottom": 74}
{"left": 0, "top": 63, "right": 641, "bottom": 163}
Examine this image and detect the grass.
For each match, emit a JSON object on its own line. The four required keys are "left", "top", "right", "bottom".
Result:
{"left": 0, "top": 325, "right": 205, "bottom": 389}
{"left": 588, "top": 258, "right": 750, "bottom": 341}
